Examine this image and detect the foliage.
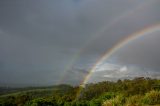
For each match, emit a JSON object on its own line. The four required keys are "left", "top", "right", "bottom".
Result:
{"left": 0, "top": 77, "right": 160, "bottom": 106}
{"left": 125, "top": 95, "right": 143, "bottom": 106}
{"left": 142, "top": 90, "right": 160, "bottom": 105}
{"left": 102, "top": 94, "right": 125, "bottom": 106}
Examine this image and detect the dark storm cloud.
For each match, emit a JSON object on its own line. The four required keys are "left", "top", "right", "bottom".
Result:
{"left": 0, "top": 0, "right": 160, "bottom": 86}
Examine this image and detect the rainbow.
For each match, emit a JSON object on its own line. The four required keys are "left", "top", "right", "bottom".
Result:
{"left": 58, "top": 0, "right": 155, "bottom": 85}
{"left": 57, "top": 0, "right": 155, "bottom": 85}
{"left": 82, "top": 23, "right": 160, "bottom": 86}
{"left": 75, "top": 23, "right": 160, "bottom": 98}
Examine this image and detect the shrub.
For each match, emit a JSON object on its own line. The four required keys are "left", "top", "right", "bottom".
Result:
{"left": 102, "top": 94, "right": 125, "bottom": 106}
{"left": 142, "top": 90, "right": 160, "bottom": 105}
{"left": 125, "top": 95, "right": 143, "bottom": 106}
{"left": 90, "top": 99, "right": 101, "bottom": 106}
{"left": 89, "top": 92, "right": 116, "bottom": 106}
{"left": 100, "top": 92, "right": 116, "bottom": 100}
{"left": 71, "top": 100, "right": 89, "bottom": 106}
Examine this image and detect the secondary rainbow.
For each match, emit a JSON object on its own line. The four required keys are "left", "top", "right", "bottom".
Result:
{"left": 57, "top": 1, "right": 154, "bottom": 85}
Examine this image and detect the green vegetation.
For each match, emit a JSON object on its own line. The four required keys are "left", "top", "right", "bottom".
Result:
{"left": 0, "top": 77, "right": 160, "bottom": 106}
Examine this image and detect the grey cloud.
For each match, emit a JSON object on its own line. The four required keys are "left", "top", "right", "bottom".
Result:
{"left": 80, "top": 0, "right": 160, "bottom": 55}
{"left": 110, "top": 32, "right": 160, "bottom": 71}
{"left": 0, "top": 0, "right": 160, "bottom": 86}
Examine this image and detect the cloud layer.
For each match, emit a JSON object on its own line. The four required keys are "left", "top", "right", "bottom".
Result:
{"left": 0, "top": 0, "right": 160, "bottom": 86}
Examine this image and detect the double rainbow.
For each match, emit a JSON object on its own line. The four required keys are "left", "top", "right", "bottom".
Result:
{"left": 74, "top": 23, "right": 160, "bottom": 99}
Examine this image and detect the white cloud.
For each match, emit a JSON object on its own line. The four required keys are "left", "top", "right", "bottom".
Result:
{"left": 103, "top": 74, "right": 114, "bottom": 78}
{"left": 119, "top": 66, "right": 128, "bottom": 72}
{"left": 94, "top": 63, "right": 120, "bottom": 72}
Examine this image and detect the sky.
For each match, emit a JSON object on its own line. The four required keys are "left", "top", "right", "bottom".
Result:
{"left": 0, "top": 0, "right": 160, "bottom": 86}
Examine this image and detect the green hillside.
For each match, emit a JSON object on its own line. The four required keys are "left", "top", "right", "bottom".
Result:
{"left": 0, "top": 77, "right": 160, "bottom": 106}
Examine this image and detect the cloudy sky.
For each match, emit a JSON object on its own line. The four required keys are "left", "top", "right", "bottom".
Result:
{"left": 0, "top": 0, "right": 160, "bottom": 86}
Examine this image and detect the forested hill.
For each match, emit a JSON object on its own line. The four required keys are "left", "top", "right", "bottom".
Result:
{"left": 0, "top": 84, "right": 72, "bottom": 96}
{"left": 0, "top": 77, "right": 160, "bottom": 106}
